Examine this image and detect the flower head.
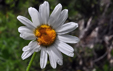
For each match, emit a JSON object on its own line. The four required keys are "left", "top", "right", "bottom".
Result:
{"left": 17, "top": 1, "right": 79, "bottom": 69}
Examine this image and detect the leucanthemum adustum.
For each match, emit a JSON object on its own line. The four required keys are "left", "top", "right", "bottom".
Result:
{"left": 17, "top": 1, "right": 79, "bottom": 69}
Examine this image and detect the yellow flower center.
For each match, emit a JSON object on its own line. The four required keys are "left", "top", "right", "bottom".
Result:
{"left": 34, "top": 24, "right": 56, "bottom": 46}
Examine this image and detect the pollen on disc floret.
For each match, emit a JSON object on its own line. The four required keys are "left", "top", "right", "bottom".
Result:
{"left": 35, "top": 24, "right": 56, "bottom": 46}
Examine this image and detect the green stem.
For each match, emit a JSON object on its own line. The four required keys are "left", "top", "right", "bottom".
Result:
{"left": 26, "top": 52, "right": 36, "bottom": 71}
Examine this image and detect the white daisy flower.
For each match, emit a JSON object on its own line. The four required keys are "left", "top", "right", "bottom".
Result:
{"left": 17, "top": 1, "right": 79, "bottom": 69}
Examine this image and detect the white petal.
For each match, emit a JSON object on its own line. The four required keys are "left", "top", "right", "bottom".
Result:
{"left": 22, "top": 41, "right": 40, "bottom": 51}
{"left": 17, "top": 16, "right": 35, "bottom": 29}
{"left": 57, "top": 58, "right": 63, "bottom": 65}
{"left": 34, "top": 46, "right": 41, "bottom": 52}
{"left": 28, "top": 41, "right": 39, "bottom": 48}
{"left": 21, "top": 41, "right": 40, "bottom": 60}
{"left": 18, "top": 26, "right": 33, "bottom": 34}
{"left": 28, "top": 7, "right": 40, "bottom": 27}
{"left": 55, "top": 40, "right": 74, "bottom": 57}
{"left": 56, "top": 22, "right": 78, "bottom": 35}
{"left": 40, "top": 47, "right": 48, "bottom": 69}
{"left": 48, "top": 3, "right": 62, "bottom": 26}
{"left": 21, "top": 50, "right": 34, "bottom": 60}
{"left": 57, "top": 35, "right": 80, "bottom": 43}
{"left": 53, "top": 9, "right": 68, "bottom": 29}
{"left": 51, "top": 46, "right": 63, "bottom": 65}
{"left": 22, "top": 46, "right": 30, "bottom": 51}
{"left": 47, "top": 47, "right": 57, "bottom": 69}
{"left": 20, "top": 32, "right": 36, "bottom": 40}
{"left": 39, "top": 1, "right": 49, "bottom": 24}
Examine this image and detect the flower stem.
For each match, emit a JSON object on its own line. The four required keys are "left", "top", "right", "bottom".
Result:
{"left": 26, "top": 52, "right": 36, "bottom": 71}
